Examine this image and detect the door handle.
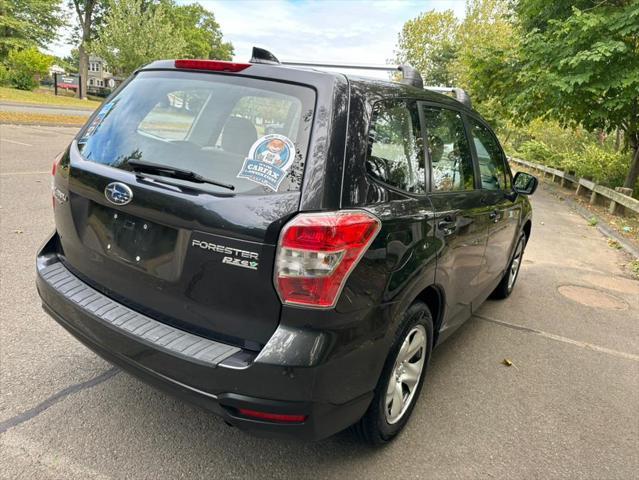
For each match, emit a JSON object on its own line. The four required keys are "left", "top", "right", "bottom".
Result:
{"left": 409, "top": 209, "right": 432, "bottom": 221}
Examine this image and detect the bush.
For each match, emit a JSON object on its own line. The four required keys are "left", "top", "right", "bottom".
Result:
{"left": 9, "top": 70, "right": 39, "bottom": 90}
{"left": 0, "top": 64, "right": 10, "bottom": 86}
{"left": 517, "top": 140, "right": 557, "bottom": 165}
{"left": 502, "top": 119, "right": 638, "bottom": 198}
{"left": 6, "top": 47, "right": 53, "bottom": 91}
{"left": 561, "top": 146, "right": 629, "bottom": 187}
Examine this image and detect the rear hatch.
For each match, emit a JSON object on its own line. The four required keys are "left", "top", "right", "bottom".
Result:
{"left": 53, "top": 67, "right": 316, "bottom": 349}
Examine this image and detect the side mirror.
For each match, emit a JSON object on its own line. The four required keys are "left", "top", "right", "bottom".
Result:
{"left": 513, "top": 171, "right": 538, "bottom": 195}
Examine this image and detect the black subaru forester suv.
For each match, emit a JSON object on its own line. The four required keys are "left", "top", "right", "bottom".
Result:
{"left": 37, "top": 48, "right": 537, "bottom": 444}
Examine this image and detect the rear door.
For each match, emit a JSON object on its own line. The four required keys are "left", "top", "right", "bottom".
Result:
{"left": 363, "top": 99, "right": 435, "bottom": 300}
{"left": 420, "top": 104, "right": 490, "bottom": 332}
{"left": 466, "top": 115, "right": 520, "bottom": 289}
{"left": 54, "top": 69, "right": 316, "bottom": 349}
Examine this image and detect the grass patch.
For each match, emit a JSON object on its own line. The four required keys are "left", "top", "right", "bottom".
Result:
{"left": 607, "top": 238, "right": 622, "bottom": 250}
{"left": 588, "top": 216, "right": 598, "bottom": 227}
{"left": 0, "top": 87, "right": 100, "bottom": 109}
{"left": 0, "top": 111, "right": 87, "bottom": 126}
{"left": 629, "top": 259, "right": 639, "bottom": 278}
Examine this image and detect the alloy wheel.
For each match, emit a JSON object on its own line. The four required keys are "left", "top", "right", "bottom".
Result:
{"left": 507, "top": 238, "right": 525, "bottom": 291}
{"left": 385, "top": 324, "right": 427, "bottom": 424}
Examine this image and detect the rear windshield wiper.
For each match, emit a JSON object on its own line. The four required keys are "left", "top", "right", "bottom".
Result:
{"left": 128, "top": 160, "right": 235, "bottom": 191}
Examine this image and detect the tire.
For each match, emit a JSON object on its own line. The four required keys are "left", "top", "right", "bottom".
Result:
{"left": 491, "top": 232, "right": 527, "bottom": 300}
{"left": 352, "top": 301, "right": 434, "bottom": 445}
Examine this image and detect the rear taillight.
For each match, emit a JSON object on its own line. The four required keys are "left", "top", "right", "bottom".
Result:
{"left": 51, "top": 152, "right": 63, "bottom": 208}
{"left": 274, "top": 210, "right": 381, "bottom": 309}
{"left": 52, "top": 152, "right": 62, "bottom": 176}
{"left": 174, "top": 59, "right": 250, "bottom": 72}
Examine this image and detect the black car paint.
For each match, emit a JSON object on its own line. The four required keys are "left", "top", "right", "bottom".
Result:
{"left": 38, "top": 60, "right": 533, "bottom": 440}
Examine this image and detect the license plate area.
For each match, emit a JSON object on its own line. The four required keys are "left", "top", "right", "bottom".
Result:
{"left": 87, "top": 202, "right": 178, "bottom": 270}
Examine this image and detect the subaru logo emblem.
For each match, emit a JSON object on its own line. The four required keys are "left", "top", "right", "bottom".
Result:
{"left": 104, "top": 182, "right": 133, "bottom": 205}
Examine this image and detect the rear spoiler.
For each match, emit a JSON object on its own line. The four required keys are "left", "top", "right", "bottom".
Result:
{"left": 250, "top": 47, "right": 473, "bottom": 109}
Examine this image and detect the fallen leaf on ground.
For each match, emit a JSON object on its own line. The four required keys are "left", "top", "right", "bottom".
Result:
{"left": 12, "top": 229, "right": 23, "bottom": 234}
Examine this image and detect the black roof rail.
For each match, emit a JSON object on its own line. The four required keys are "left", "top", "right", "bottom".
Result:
{"left": 252, "top": 47, "right": 423, "bottom": 88}
{"left": 248, "top": 47, "right": 472, "bottom": 106}
{"left": 425, "top": 87, "right": 472, "bottom": 108}
{"left": 398, "top": 65, "right": 423, "bottom": 89}
{"left": 280, "top": 59, "right": 398, "bottom": 72}
{"left": 280, "top": 60, "right": 425, "bottom": 88}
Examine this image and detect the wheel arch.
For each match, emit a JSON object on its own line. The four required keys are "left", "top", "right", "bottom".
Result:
{"left": 414, "top": 284, "right": 445, "bottom": 346}
{"left": 522, "top": 218, "right": 532, "bottom": 241}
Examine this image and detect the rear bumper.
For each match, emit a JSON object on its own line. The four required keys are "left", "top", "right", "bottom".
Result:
{"left": 36, "top": 232, "right": 377, "bottom": 441}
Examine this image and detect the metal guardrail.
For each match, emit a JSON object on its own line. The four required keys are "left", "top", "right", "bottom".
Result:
{"left": 509, "top": 157, "right": 639, "bottom": 216}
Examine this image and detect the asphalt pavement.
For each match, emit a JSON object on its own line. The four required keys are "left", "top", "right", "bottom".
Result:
{"left": 1, "top": 124, "right": 638, "bottom": 479}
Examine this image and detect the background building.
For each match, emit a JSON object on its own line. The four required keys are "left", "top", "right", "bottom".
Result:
{"left": 87, "top": 55, "right": 116, "bottom": 90}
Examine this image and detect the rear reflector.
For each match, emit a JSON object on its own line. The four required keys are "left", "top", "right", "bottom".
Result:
{"left": 274, "top": 210, "right": 381, "bottom": 308}
{"left": 237, "top": 408, "right": 307, "bottom": 423}
{"left": 174, "top": 59, "right": 250, "bottom": 72}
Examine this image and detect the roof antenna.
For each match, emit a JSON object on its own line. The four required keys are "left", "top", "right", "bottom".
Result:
{"left": 250, "top": 47, "right": 280, "bottom": 65}
{"left": 398, "top": 64, "right": 423, "bottom": 89}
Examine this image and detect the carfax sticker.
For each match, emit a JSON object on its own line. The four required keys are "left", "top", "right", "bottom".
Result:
{"left": 237, "top": 134, "right": 296, "bottom": 192}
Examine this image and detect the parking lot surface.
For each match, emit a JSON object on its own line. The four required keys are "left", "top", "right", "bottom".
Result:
{"left": 1, "top": 124, "right": 638, "bottom": 479}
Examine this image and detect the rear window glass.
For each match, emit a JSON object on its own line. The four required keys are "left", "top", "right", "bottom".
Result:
{"left": 77, "top": 70, "right": 315, "bottom": 194}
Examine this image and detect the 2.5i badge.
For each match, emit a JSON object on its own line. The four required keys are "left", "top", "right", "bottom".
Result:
{"left": 237, "top": 134, "right": 296, "bottom": 192}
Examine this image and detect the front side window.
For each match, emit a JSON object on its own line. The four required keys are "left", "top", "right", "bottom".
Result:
{"left": 422, "top": 107, "right": 475, "bottom": 192}
{"left": 366, "top": 100, "right": 425, "bottom": 194}
{"left": 468, "top": 118, "right": 509, "bottom": 191}
{"left": 77, "top": 70, "right": 315, "bottom": 194}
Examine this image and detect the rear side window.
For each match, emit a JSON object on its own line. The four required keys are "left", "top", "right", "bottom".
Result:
{"left": 366, "top": 100, "right": 425, "bottom": 194}
{"left": 468, "top": 118, "right": 510, "bottom": 191}
{"left": 77, "top": 71, "right": 315, "bottom": 194}
{"left": 422, "top": 107, "right": 475, "bottom": 192}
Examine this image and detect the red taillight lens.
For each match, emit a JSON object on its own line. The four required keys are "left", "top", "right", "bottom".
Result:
{"left": 51, "top": 152, "right": 63, "bottom": 208}
{"left": 237, "top": 408, "right": 307, "bottom": 423}
{"left": 274, "top": 210, "right": 381, "bottom": 308}
{"left": 174, "top": 59, "right": 250, "bottom": 72}
{"left": 52, "top": 154, "right": 61, "bottom": 176}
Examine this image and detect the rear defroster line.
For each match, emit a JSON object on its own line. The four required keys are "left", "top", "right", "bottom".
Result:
{"left": 0, "top": 367, "right": 119, "bottom": 434}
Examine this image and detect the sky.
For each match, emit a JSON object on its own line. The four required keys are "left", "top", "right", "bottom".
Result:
{"left": 47, "top": 0, "right": 466, "bottom": 79}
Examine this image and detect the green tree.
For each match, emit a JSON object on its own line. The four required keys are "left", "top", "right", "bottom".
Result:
{"left": 394, "top": 0, "right": 514, "bottom": 126}
{"left": 395, "top": 10, "right": 459, "bottom": 86}
{"left": 69, "top": 0, "right": 106, "bottom": 99}
{"left": 6, "top": 47, "right": 53, "bottom": 90}
{"left": 512, "top": 0, "right": 639, "bottom": 189}
{"left": 62, "top": 48, "right": 80, "bottom": 73}
{"left": 161, "top": 1, "right": 233, "bottom": 60}
{"left": 453, "top": 0, "right": 517, "bottom": 126}
{"left": 92, "top": 0, "right": 185, "bottom": 76}
{"left": 513, "top": 0, "right": 593, "bottom": 32}
{"left": 0, "top": 0, "right": 65, "bottom": 60}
